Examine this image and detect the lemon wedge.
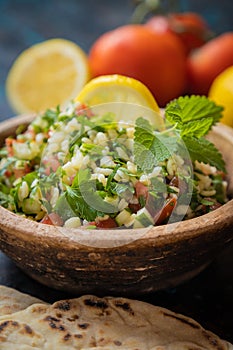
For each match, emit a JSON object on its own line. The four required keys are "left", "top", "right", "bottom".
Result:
{"left": 6, "top": 38, "right": 90, "bottom": 114}
{"left": 76, "top": 74, "right": 164, "bottom": 129}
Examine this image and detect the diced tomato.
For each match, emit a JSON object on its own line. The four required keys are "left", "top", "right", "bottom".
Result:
{"left": 154, "top": 197, "right": 177, "bottom": 225}
{"left": 5, "top": 138, "right": 14, "bottom": 156}
{"left": 95, "top": 217, "right": 118, "bottom": 229}
{"left": 75, "top": 103, "right": 94, "bottom": 118}
{"left": 129, "top": 202, "right": 141, "bottom": 213}
{"left": 4, "top": 170, "right": 12, "bottom": 178}
{"left": 135, "top": 181, "right": 149, "bottom": 200}
{"left": 86, "top": 221, "right": 96, "bottom": 226}
{"left": 42, "top": 157, "right": 60, "bottom": 175}
{"left": 13, "top": 164, "right": 31, "bottom": 179}
{"left": 40, "top": 212, "right": 64, "bottom": 226}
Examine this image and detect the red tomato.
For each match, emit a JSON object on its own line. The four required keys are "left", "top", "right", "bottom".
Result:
{"left": 88, "top": 24, "right": 187, "bottom": 107}
{"left": 186, "top": 32, "right": 233, "bottom": 95}
{"left": 5, "top": 137, "right": 14, "bottom": 156}
{"left": 135, "top": 181, "right": 149, "bottom": 201}
{"left": 145, "top": 12, "right": 212, "bottom": 55}
{"left": 95, "top": 217, "right": 118, "bottom": 229}
{"left": 154, "top": 197, "right": 177, "bottom": 225}
{"left": 13, "top": 164, "right": 31, "bottom": 179}
{"left": 169, "top": 12, "right": 212, "bottom": 53}
{"left": 129, "top": 202, "right": 141, "bottom": 213}
{"left": 40, "top": 212, "right": 64, "bottom": 226}
{"left": 42, "top": 156, "right": 60, "bottom": 176}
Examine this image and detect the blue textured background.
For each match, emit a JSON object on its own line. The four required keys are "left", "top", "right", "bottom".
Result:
{"left": 0, "top": 0, "right": 232, "bottom": 120}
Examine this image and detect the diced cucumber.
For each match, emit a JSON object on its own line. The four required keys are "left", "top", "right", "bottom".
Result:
{"left": 133, "top": 207, "right": 154, "bottom": 228}
{"left": 115, "top": 209, "right": 132, "bottom": 227}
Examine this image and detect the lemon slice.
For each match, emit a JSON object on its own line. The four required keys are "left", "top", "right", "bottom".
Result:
{"left": 76, "top": 74, "right": 160, "bottom": 111}
{"left": 6, "top": 38, "right": 90, "bottom": 114}
{"left": 76, "top": 74, "right": 164, "bottom": 129}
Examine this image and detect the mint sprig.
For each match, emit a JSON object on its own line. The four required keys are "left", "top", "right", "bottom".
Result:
{"left": 165, "top": 95, "right": 223, "bottom": 138}
{"left": 134, "top": 96, "right": 226, "bottom": 173}
{"left": 166, "top": 96, "right": 226, "bottom": 172}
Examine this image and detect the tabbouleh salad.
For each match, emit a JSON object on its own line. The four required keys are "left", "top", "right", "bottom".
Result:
{"left": 0, "top": 96, "right": 228, "bottom": 229}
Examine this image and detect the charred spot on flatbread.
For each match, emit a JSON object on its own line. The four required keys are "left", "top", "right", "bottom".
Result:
{"left": 63, "top": 332, "right": 72, "bottom": 341}
{"left": 0, "top": 320, "right": 18, "bottom": 332}
{"left": 54, "top": 300, "right": 71, "bottom": 311}
{"left": 23, "top": 324, "right": 33, "bottom": 334}
{"left": 44, "top": 315, "right": 66, "bottom": 331}
{"left": 78, "top": 323, "right": 90, "bottom": 329}
{"left": 84, "top": 297, "right": 108, "bottom": 310}
{"left": 113, "top": 299, "right": 135, "bottom": 316}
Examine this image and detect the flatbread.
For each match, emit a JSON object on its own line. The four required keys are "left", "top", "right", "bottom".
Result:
{"left": 0, "top": 285, "right": 45, "bottom": 316}
{"left": 0, "top": 294, "right": 232, "bottom": 349}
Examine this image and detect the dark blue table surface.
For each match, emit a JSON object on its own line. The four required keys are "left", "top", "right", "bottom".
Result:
{"left": 0, "top": 0, "right": 233, "bottom": 344}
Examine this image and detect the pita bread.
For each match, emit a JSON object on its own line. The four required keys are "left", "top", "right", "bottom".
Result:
{"left": 0, "top": 285, "right": 45, "bottom": 316}
{"left": 0, "top": 294, "right": 232, "bottom": 349}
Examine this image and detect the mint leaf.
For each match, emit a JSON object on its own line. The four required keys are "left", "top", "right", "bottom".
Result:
{"left": 66, "top": 169, "right": 116, "bottom": 221}
{"left": 179, "top": 117, "right": 214, "bottom": 138}
{"left": 134, "top": 117, "right": 177, "bottom": 172}
{"left": 165, "top": 95, "right": 223, "bottom": 137}
{"left": 135, "top": 116, "right": 153, "bottom": 133}
{"left": 183, "top": 136, "right": 226, "bottom": 172}
{"left": 66, "top": 185, "right": 97, "bottom": 221}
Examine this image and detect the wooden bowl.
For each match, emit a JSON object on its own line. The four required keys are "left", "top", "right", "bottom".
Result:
{"left": 0, "top": 114, "right": 233, "bottom": 296}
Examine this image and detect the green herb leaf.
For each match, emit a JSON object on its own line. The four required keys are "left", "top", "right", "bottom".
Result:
{"left": 66, "top": 185, "right": 97, "bottom": 222}
{"left": 150, "top": 177, "right": 167, "bottom": 193}
{"left": 183, "top": 136, "right": 226, "bottom": 172}
{"left": 165, "top": 95, "right": 223, "bottom": 137}
{"left": 66, "top": 169, "right": 116, "bottom": 221}
{"left": 106, "top": 165, "right": 121, "bottom": 191}
{"left": 33, "top": 107, "right": 61, "bottom": 132}
{"left": 134, "top": 117, "right": 177, "bottom": 172}
{"left": 0, "top": 191, "right": 13, "bottom": 208}
{"left": 178, "top": 117, "right": 214, "bottom": 138}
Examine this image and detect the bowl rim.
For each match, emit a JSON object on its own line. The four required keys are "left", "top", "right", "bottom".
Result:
{"left": 0, "top": 115, "right": 233, "bottom": 249}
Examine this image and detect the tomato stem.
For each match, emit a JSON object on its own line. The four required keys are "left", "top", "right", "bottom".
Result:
{"left": 130, "top": 0, "right": 182, "bottom": 24}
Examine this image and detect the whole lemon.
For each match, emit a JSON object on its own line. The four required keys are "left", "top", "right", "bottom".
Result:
{"left": 208, "top": 66, "right": 233, "bottom": 127}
